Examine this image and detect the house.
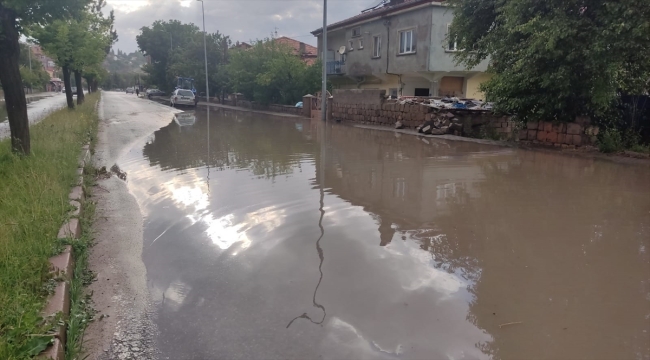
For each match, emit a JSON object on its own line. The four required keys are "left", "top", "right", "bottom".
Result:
{"left": 311, "top": 0, "right": 490, "bottom": 99}
{"left": 231, "top": 37, "right": 318, "bottom": 66}
{"left": 30, "top": 45, "right": 57, "bottom": 78}
{"left": 273, "top": 37, "right": 318, "bottom": 66}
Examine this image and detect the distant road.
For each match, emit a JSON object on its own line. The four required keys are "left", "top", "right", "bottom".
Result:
{"left": 0, "top": 93, "right": 68, "bottom": 140}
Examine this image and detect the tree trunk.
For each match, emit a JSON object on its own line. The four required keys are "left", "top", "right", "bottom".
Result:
{"left": 62, "top": 66, "right": 74, "bottom": 109}
{"left": 0, "top": 5, "right": 30, "bottom": 155}
{"left": 74, "top": 70, "right": 85, "bottom": 105}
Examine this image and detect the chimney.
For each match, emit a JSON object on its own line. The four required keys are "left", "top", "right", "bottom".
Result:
{"left": 299, "top": 42, "right": 306, "bottom": 55}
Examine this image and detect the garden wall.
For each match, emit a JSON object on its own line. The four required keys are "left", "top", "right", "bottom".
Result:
{"left": 331, "top": 89, "right": 599, "bottom": 148}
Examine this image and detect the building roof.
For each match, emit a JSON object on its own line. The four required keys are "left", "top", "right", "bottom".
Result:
{"left": 274, "top": 36, "right": 318, "bottom": 65}
{"left": 311, "top": 0, "right": 436, "bottom": 35}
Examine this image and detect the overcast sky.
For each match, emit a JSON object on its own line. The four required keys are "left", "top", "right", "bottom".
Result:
{"left": 105, "top": 0, "right": 377, "bottom": 53}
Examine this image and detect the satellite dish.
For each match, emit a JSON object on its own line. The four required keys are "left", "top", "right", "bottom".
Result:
{"left": 339, "top": 45, "right": 347, "bottom": 54}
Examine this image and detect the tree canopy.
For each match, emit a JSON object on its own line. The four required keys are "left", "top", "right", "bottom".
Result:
{"left": 227, "top": 39, "right": 321, "bottom": 105}
{"left": 136, "top": 20, "right": 231, "bottom": 95}
{"left": 448, "top": 0, "right": 650, "bottom": 122}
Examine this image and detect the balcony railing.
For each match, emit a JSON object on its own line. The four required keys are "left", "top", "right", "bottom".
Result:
{"left": 326, "top": 61, "right": 345, "bottom": 75}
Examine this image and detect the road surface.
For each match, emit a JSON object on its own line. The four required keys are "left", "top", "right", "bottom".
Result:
{"left": 86, "top": 91, "right": 650, "bottom": 360}
{"left": 0, "top": 93, "right": 71, "bottom": 140}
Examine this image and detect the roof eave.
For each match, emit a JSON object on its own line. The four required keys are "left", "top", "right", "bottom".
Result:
{"left": 311, "top": 1, "right": 445, "bottom": 36}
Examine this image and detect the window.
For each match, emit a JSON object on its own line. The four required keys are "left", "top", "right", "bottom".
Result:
{"left": 372, "top": 36, "right": 381, "bottom": 58}
{"left": 389, "top": 88, "right": 398, "bottom": 99}
{"left": 349, "top": 40, "right": 354, "bottom": 51}
{"left": 340, "top": 53, "right": 347, "bottom": 65}
{"left": 398, "top": 29, "right": 416, "bottom": 54}
{"left": 359, "top": 39, "right": 364, "bottom": 49}
{"left": 352, "top": 27, "right": 361, "bottom": 37}
{"left": 447, "top": 24, "right": 457, "bottom": 51}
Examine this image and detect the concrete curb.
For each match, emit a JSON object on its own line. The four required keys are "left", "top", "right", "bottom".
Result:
{"left": 38, "top": 143, "right": 90, "bottom": 360}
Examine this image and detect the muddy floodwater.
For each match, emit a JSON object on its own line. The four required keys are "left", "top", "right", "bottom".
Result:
{"left": 118, "top": 107, "right": 650, "bottom": 359}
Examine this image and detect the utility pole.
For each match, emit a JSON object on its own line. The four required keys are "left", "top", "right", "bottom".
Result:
{"left": 170, "top": 33, "right": 173, "bottom": 51}
{"left": 321, "top": 0, "right": 327, "bottom": 121}
{"left": 28, "top": 44, "right": 32, "bottom": 71}
{"left": 198, "top": 0, "right": 209, "bottom": 102}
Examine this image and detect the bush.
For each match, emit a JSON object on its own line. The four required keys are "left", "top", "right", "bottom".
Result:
{"left": 598, "top": 128, "right": 623, "bottom": 153}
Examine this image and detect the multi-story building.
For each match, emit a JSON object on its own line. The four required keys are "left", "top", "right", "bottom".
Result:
{"left": 30, "top": 45, "right": 58, "bottom": 78}
{"left": 311, "top": 0, "right": 490, "bottom": 99}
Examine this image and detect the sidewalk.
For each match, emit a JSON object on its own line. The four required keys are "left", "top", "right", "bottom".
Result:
{"left": 197, "top": 100, "right": 305, "bottom": 118}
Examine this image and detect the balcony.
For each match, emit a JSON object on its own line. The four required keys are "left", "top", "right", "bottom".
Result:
{"left": 326, "top": 61, "right": 346, "bottom": 75}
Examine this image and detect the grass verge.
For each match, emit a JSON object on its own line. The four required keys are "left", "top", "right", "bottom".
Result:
{"left": 0, "top": 93, "right": 99, "bottom": 359}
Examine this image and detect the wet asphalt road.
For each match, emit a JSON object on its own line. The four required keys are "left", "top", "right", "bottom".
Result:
{"left": 0, "top": 93, "right": 68, "bottom": 140}
{"left": 97, "top": 92, "right": 650, "bottom": 360}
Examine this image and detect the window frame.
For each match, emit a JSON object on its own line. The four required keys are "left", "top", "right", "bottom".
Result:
{"left": 348, "top": 40, "right": 354, "bottom": 51}
{"left": 352, "top": 27, "right": 362, "bottom": 38}
{"left": 446, "top": 24, "right": 458, "bottom": 52}
{"left": 397, "top": 28, "right": 416, "bottom": 55}
{"left": 358, "top": 39, "right": 364, "bottom": 50}
{"left": 372, "top": 35, "right": 381, "bottom": 58}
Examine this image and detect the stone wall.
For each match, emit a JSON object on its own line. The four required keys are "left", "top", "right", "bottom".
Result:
{"left": 520, "top": 119, "right": 599, "bottom": 148}
{"left": 332, "top": 92, "right": 519, "bottom": 140}
{"left": 331, "top": 89, "right": 599, "bottom": 147}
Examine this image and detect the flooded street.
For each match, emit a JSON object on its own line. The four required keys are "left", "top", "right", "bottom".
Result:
{"left": 0, "top": 93, "right": 67, "bottom": 140}
{"left": 115, "top": 105, "right": 650, "bottom": 359}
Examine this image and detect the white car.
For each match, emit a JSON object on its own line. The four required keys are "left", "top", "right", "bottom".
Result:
{"left": 170, "top": 89, "right": 196, "bottom": 107}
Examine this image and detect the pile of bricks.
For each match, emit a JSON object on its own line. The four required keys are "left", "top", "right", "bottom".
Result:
{"left": 521, "top": 120, "right": 599, "bottom": 148}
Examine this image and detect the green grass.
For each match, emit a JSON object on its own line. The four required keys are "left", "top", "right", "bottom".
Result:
{"left": 0, "top": 93, "right": 99, "bottom": 359}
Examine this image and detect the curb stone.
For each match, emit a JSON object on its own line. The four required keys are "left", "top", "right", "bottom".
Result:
{"left": 38, "top": 142, "right": 90, "bottom": 360}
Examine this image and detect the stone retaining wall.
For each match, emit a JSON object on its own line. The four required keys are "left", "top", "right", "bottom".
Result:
{"left": 331, "top": 89, "right": 599, "bottom": 147}
{"left": 521, "top": 119, "right": 599, "bottom": 148}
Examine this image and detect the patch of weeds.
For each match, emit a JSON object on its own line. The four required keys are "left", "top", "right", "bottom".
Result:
{"left": 473, "top": 125, "right": 502, "bottom": 141}
{"left": 630, "top": 144, "right": 650, "bottom": 154}
{"left": 598, "top": 128, "right": 623, "bottom": 153}
{"left": 64, "top": 189, "right": 98, "bottom": 360}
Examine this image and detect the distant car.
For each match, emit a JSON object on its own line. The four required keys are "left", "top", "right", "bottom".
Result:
{"left": 126, "top": 87, "right": 135, "bottom": 94}
{"left": 71, "top": 87, "right": 77, "bottom": 96}
{"left": 295, "top": 101, "right": 303, "bottom": 108}
{"left": 170, "top": 89, "right": 196, "bottom": 108}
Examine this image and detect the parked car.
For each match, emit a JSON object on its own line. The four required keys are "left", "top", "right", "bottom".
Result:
{"left": 146, "top": 89, "right": 165, "bottom": 98}
{"left": 295, "top": 101, "right": 303, "bottom": 108}
{"left": 126, "top": 87, "right": 135, "bottom": 94}
{"left": 71, "top": 87, "right": 77, "bottom": 96}
{"left": 170, "top": 89, "right": 196, "bottom": 108}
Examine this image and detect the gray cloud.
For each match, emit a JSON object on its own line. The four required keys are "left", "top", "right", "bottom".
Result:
{"left": 106, "top": 0, "right": 373, "bottom": 53}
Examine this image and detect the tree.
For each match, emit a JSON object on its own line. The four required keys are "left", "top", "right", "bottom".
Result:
{"left": 227, "top": 39, "right": 321, "bottom": 105}
{"left": 448, "top": 0, "right": 650, "bottom": 122}
{"left": 33, "top": 0, "right": 115, "bottom": 107}
{"left": 0, "top": 0, "right": 89, "bottom": 154}
{"left": 137, "top": 20, "right": 230, "bottom": 94}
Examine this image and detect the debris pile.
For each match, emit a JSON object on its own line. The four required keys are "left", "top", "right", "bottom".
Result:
{"left": 396, "top": 96, "right": 494, "bottom": 110}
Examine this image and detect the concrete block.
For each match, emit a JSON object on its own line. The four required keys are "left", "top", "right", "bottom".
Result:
{"left": 526, "top": 121, "right": 538, "bottom": 130}
{"left": 557, "top": 133, "right": 566, "bottom": 144}
{"left": 547, "top": 131, "right": 558, "bottom": 143}
{"left": 543, "top": 122, "right": 553, "bottom": 132}
{"left": 69, "top": 200, "right": 81, "bottom": 218}
{"left": 49, "top": 245, "right": 73, "bottom": 278}
{"left": 68, "top": 186, "right": 83, "bottom": 201}
{"left": 57, "top": 218, "right": 81, "bottom": 239}
{"left": 527, "top": 130, "right": 537, "bottom": 140}
{"left": 537, "top": 131, "right": 547, "bottom": 142}
{"left": 567, "top": 123, "right": 582, "bottom": 135}
{"left": 572, "top": 134, "right": 582, "bottom": 146}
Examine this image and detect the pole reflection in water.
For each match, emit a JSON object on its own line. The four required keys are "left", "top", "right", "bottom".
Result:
{"left": 287, "top": 120, "right": 328, "bottom": 328}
